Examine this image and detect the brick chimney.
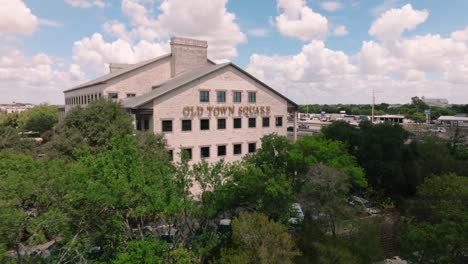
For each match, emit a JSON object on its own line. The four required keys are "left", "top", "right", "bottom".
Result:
{"left": 170, "top": 37, "right": 209, "bottom": 77}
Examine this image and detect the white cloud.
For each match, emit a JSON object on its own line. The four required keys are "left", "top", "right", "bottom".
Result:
{"left": 247, "top": 28, "right": 270, "bottom": 37}
{"left": 369, "top": 4, "right": 428, "bottom": 42}
{"left": 0, "top": 0, "right": 38, "bottom": 35}
{"left": 451, "top": 27, "right": 468, "bottom": 42}
{"left": 370, "top": 0, "right": 403, "bottom": 16}
{"left": 38, "top": 18, "right": 63, "bottom": 28}
{"left": 321, "top": 1, "right": 343, "bottom": 12}
{"left": 74, "top": 0, "right": 246, "bottom": 74}
{"left": 247, "top": 4, "right": 468, "bottom": 104}
{"left": 72, "top": 33, "right": 169, "bottom": 74}
{"left": 0, "top": 46, "right": 86, "bottom": 104}
{"left": 275, "top": 0, "right": 328, "bottom": 41}
{"left": 64, "top": 0, "right": 108, "bottom": 8}
{"left": 333, "top": 25, "right": 348, "bottom": 36}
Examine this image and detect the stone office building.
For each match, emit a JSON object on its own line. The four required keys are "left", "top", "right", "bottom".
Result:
{"left": 64, "top": 37, "right": 297, "bottom": 163}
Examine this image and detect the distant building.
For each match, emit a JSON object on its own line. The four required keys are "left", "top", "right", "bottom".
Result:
{"left": 0, "top": 102, "right": 34, "bottom": 114}
{"left": 373, "top": 115, "right": 405, "bottom": 124}
{"left": 437, "top": 116, "right": 468, "bottom": 127}
{"left": 63, "top": 37, "right": 297, "bottom": 163}
{"left": 421, "top": 97, "right": 449, "bottom": 107}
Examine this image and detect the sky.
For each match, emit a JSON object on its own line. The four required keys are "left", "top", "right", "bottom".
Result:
{"left": 1, "top": 0, "right": 468, "bottom": 105}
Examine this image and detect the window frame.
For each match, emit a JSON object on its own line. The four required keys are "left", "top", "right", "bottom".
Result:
{"left": 217, "top": 145, "right": 227, "bottom": 157}
{"left": 161, "top": 119, "right": 173, "bottom": 132}
{"left": 233, "top": 143, "right": 242, "bottom": 155}
{"left": 262, "top": 117, "right": 270, "bottom": 128}
{"left": 216, "top": 90, "right": 226, "bottom": 103}
{"left": 233, "top": 118, "right": 242, "bottom": 129}
{"left": 181, "top": 148, "right": 192, "bottom": 160}
{"left": 232, "top": 91, "right": 242, "bottom": 103}
{"left": 248, "top": 91, "right": 256, "bottom": 103}
{"left": 200, "top": 146, "right": 210, "bottom": 159}
{"left": 248, "top": 142, "right": 257, "bottom": 153}
{"left": 275, "top": 116, "right": 283, "bottom": 127}
{"left": 217, "top": 118, "right": 226, "bottom": 130}
{"left": 248, "top": 117, "right": 256, "bottom": 128}
{"left": 181, "top": 119, "right": 192, "bottom": 132}
{"left": 108, "top": 92, "right": 118, "bottom": 100}
{"left": 200, "top": 119, "right": 210, "bottom": 130}
{"left": 199, "top": 90, "right": 210, "bottom": 103}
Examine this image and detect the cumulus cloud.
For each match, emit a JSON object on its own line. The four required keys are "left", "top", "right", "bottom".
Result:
{"left": 74, "top": 0, "right": 246, "bottom": 75}
{"left": 275, "top": 0, "right": 328, "bottom": 41}
{"left": 0, "top": 0, "right": 38, "bottom": 35}
{"left": 369, "top": 4, "right": 428, "bottom": 42}
{"left": 64, "top": 0, "right": 108, "bottom": 8}
{"left": 0, "top": 46, "right": 86, "bottom": 104}
{"left": 247, "top": 28, "right": 270, "bottom": 37}
{"left": 321, "top": 1, "right": 343, "bottom": 12}
{"left": 333, "top": 25, "right": 348, "bottom": 36}
{"left": 247, "top": 4, "right": 468, "bottom": 104}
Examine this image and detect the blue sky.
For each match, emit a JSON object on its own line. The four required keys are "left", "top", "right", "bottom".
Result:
{"left": 1, "top": 0, "right": 468, "bottom": 104}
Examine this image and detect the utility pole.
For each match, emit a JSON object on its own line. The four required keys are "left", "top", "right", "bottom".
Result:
{"left": 371, "top": 86, "right": 375, "bottom": 123}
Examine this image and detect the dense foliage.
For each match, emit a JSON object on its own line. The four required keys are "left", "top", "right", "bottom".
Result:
{"left": 1, "top": 99, "right": 467, "bottom": 263}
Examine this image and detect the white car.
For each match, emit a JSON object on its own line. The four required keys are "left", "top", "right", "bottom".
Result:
{"left": 429, "top": 127, "right": 446, "bottom": 133}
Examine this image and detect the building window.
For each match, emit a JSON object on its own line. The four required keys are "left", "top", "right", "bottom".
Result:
{"left": 162, "top": 120, "right": 173, "bottom": 132}
{"left": 127, "top": 93, "right": 136, "bottom": 97}
{"left": 248, "top": 143, "right": 256, "bottom": 153}
{"left": 217, "top": 118, "right": 226, "bottom": 129}
{"left": 200, "top": 91, "right": 209, "bottom": 102}
{"left": 217, "top": 91, "right": 226, "bottom": 103}
{"left": 262, "top": 117, "right": 270, "bottom": 127}
{"left": 248, "top": 118, "right": 256, "bottom": 128}
{"left": 181, "top": 148, "right": 192, "bottom": 160}
{"left": 233, "top": 144, "right": 242, "bottom": 155}
{"left": 144, "top": 119, "right": 150, "bottom": 130}
{"left": 137, "top": 121, "right": 142, "bottom": 131}
{"left": 200, "top": 146, "right": 210, "bottom": 158}
{"left": 233, "top": 118, "right": 242, "bottom": 129}
{"left": 182, "top": 120, "right": 192, "bottom": 131}
{"left": 275, "top": 116, "right": 283, "bottom": 127}
{"left": 168, "top": 150, "right": 173, "bottom": 161}
{"left": 108, "top": 93, "right": 118, "bottom": 100}
{"left": 248, "top": 91, "right": 256, "bottom": 103}
{"left": 233, "top": 91, "right": 242, "bottom": 103}
{"left": 200, "top": 119, "right": 210, "bottom": 130}
{"left": 218, "top": 145, "right": 226, "bottom": 157}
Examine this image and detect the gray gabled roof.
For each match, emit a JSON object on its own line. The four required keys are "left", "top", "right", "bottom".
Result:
{"left": 64, "top": 54, "right": 172, "bottom": 92}
{"left": 122, "top": 62, "right": 298, "bottom": 109}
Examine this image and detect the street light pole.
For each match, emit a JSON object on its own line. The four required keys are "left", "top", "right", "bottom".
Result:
{"left": 371, "top": 87, "right": 375, "bottom": 123}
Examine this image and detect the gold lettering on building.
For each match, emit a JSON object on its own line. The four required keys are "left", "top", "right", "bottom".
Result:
{"left": 183, "top": 105, "right": 271, "bottom": 117}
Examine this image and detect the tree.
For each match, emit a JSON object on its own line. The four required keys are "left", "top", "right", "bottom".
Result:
{"left": 322, "top": 121, "right": 360, "bottom": 155}
{"left": 47, "top": 99, "right": 133, "bottom": 157}
{"left": 290, "top": 134, "right": 367, "bottom": 189}
{"left": 401, "top": 174, "right": 468, "bottom": 264}
{"left": 217, "top": 212, "right": 300, "bottom": 264}
{"left": 22, "top": 104, "right": 58, "bottom": 133}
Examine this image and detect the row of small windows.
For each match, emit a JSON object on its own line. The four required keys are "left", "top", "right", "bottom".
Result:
{"left": 65, "top": 93, "right": 103, "bottom": 105}
{"left": 199, "top": 90, "right": 256, "bottom": 103}
{"left": 161, "top": 116, "right": 283, "bottom": 132}
{"left": 168, "top": 142, "right": 257, "bottom": 160}
{"left": 65, "top": 92, "right": 136, "bottom": 105}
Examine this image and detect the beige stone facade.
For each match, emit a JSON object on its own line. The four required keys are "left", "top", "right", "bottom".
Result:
{"left": 64, "top": 37, "right": 297, "bottom": 163}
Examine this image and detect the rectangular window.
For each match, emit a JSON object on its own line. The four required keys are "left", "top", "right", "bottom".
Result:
{"left": 181, "top": 148, "right": 192, "bottom": 160}
{"left": 233, "top": 144, "right": 242, "bottom": 155}
{"left": 217, "top": 145, "right": 226, "bottom": 157}
{"left": 233, "top": 118, "right": 242, "bottom": 129}
{"left": 108, "top": 93, "right": 118, "bottom": 99}
{"left": 200, "top": 91, "right": 209, "bottom": 102}
{"left": 248, "top": 118, "right": 256, "bottom": 128}
{"left": 200, "top": 119, "right": 210, "bottom": 130}
{"left": 127, "top": 93, "right": 136, "bottom": 97}
{"left": 200, "top": 147, "right": 210, "bottom": 158}
{"left": 217, "top": 118, "right": 226, "bottom": 129}
{"left": 137, "top": 121, "right": 142, "bottom": 131}
{"left": 233, "top": 91, "right": 242, "bottom": 103}
{"left": 248, "top": 143, "right": 256, "bottom": 153}
{"left": 275, "top": 116, "right": 283, "bottom": 127}
{"left": 217, "top": 91, "right": 226, "bottom": 103}
{"left": 262, "top": 117, "right": 270, "bottom": 127}
{"left": 182, "top": 120, "right": 192, "bottom": 131}
{"left": 162, "top": 120, "right": 173, "bottom": 132}
{"left": 248, "top": 91, "right": 256, "bottom": 103}
{"left": 168, "top": 150, "right": 173, "bottom": 161}
{"left": 144, "top": 119, "right": 150, "bottom": 130}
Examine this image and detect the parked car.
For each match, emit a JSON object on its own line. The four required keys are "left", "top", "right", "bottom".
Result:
{"left": 429, "top": 127, "right": 446, "bottom": 133}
